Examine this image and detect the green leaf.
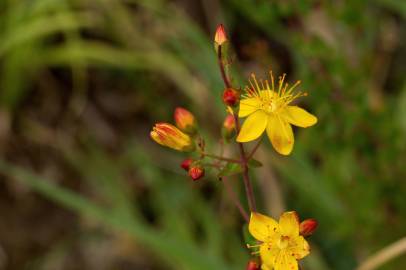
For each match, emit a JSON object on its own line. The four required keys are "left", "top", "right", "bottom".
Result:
{"left": 248, "top": 158, "right": 263, "bottom": 168}
{"left": 218, "top": 162, "right": 243, "bottom": 177}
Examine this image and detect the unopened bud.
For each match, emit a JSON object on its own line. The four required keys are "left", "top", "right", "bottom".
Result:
{"left": 246, "top": 260, "right": 259, "bottom": 270}
{"left": 222, "top": 114, "right": 236, "bottom": 140}
{"left": 174, "top": 107, "right": 197, "bottom": 134}
{"left": 214, "top": 24, "right": 228, "bottom": 46}
{"left": 299, "top": 218, "right": 318, "bottom": 236}
{"left": 188, "top": 166, "right": 205, "bottom": 181}
{"left": 150, "top": 123, "right": 195, "bottom": 152}
{"left": 181, "top": 158, "right": 194, "bottom": 171}
{"left": 222, "top": 88, "right": 240, "bottom": 107}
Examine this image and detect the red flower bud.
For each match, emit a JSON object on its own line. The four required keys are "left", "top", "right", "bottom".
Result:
{"left": 299, "top": 218, "right": 318, "bottom": 236}
{"left": 246, "top": 260, "right": 259, "bottom": 270}
{"left": 180, "top": 158, "right": 193, "bottom": 171}
{"left": 222, "top": 88, "right": 240, "bottom": 107}
{"left": 214, "top": 24, "right": 228, "bottom": 46}
{"left": 222, "top": 114, "right": 236, "bottom": 140}
{"left": 188, "top": 166, "right": 205, "bottom": 181}
{"left": 174, "top": 107, "right": 197, "bottom": 134}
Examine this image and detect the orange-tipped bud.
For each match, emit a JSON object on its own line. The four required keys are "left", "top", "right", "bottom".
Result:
{"left": 222, "top": 88, "right": 240, "bottom": 107}
{"left": 222, "top": 114, "right": 236, "bottom": 140}
{"left": 246, "top": 260, "right": 259, "bottom": 270}
{"left": 150, "top": 123, "right": 195, "bottom": 152}
{"left": 181, "top": 158, "right": 194, "bottom": 171}
{"left": 174, "top": 107, "right": 197, "bottom": 134}
{"left": 214, "top": 24, "right": 228, "bottom": 46}
{"left": 299, "top": 218, "right": 318, "bottom": 237}
{"left": 188, "top": 166, "right": 205, "bottom": 181}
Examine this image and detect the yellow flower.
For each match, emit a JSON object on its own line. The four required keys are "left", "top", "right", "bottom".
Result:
{"left": 248, "top": 212, "right": 310, "bottom": 270}
{"left": 236, "top": 72, "right": 317, "bottom": 155}
{"left": 150, "top": 123, "right": 195, "bottom": 152}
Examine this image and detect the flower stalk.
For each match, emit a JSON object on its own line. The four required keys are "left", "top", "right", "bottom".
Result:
{"left": 223, "top": 176, "right": 249, "bottom": 222}
{"left": 215, "top": 26, "right": 256, "bottom": 213}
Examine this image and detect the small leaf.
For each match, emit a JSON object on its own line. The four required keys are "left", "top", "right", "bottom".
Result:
{"left": 248, "top": 158, "right": 263, "bottom": 168}
{"left": 217, "top": 162, "right": 243, "bottom": 177}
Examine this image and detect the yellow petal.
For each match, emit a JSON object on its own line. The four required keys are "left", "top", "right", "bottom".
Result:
{"left": 266, "top": 116, "right": 294, "bottom": 155}
{"left": 278, "top": 211, "right": 300, "bottom": 237}
{"left": 283, "top": 106, "right": 317, "bottom": 127}
{"left": 239, "top": 97, "right": 261, "bottom": 117}
{"left": 261, "top": 264, "right": 272, "bottom": 270}
{"left": 274, "top": 252, "right": 298, "bottom": 270}
{"left": 288, "top": 235, "right": 310, "bottom": 260}
{"left": 260, "top": 244, "right": 279, "bottom": 269}
{"left": 237, "top": 110, "right": 268, "bottom": 142}
{"left": 249, "top": 212, "right": 278, "bottom": 242}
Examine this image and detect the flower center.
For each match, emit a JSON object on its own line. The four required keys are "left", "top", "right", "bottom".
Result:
{"left": 260, "top": 97, "right": 280, "bottom": 115}
{"left": 278, "top": 235, "right": 290, "bottom": 249}
{"left": 264, "top": 101, "right": 277, "bottom": 114}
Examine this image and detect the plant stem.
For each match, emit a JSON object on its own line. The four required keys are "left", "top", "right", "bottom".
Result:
{"left": 201, "top": 152, "right": 241, "bottom": 164}
{"left": 247, "top": 139, "right": 262, "bottom": 160}
{"left": 217, "top": 46, "right": 231, "bottom": 88}
{"left": 216, "top": 44, "right": 257, "bottom": 213}
{"left": 223, "top": 177, "right": 249, "bottom": 222}
{"left": 234, "top": 114, "right": 257, "bottom": 212}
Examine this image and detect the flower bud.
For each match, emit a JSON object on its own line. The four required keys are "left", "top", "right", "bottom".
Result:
{"left": 174, "top": 107, "right": 197, "bottom": 134}
{"left": 180, "top": 158, "right": 194, "bottom": 171}
{"left": 150, "top": 123, "right": 195, "bottom": 152}
{"left": 222, "top": 114, "right": 236, "bottom": 140}
{"left": 214, "top": 24, "right": 228, "bottom": 46}
{"left": 299, "top": 218, "right": 318, "bottom": 237}
{"left": 222, "top": 88, "right": 240, "bottom": 107}
{"left": 188, "top": 166, "right": 205, "bottom": 181}
{"left": 246, "top": 260, "right": 259, "bottom": 270}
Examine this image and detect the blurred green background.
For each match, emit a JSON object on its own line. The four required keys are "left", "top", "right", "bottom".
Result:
{"left": 0, "top": 0, "right": 405, "bottom": 269}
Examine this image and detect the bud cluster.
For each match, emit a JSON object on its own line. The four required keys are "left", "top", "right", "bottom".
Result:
{"left": 180, "top": 158, "right": 205, "bottom": 181}
{"left": 150, "top": 107, "right": 207, "bottom": 181}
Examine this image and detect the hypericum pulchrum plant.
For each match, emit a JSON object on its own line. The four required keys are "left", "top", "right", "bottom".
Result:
{"left": 150, "top": 24, "right": 318, "bottom": 270}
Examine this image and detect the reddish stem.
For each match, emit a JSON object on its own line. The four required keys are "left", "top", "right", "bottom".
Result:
{"left": 233, "top": 114, "right": 257, "bottom": 212}
{"left": 247, "top": 139, "right": 262, "bottom": 161}
{"left": 217, "top": 44, "right": 257, "bottom": 213}
{"left": 223, "top": 176, "right": 249, "bottom": 222}
{"left": 218, "top": 46, "right": 232, "bottom": 88}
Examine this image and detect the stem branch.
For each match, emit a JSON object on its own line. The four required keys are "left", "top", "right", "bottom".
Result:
{"left": 247, "top": 138, "right": 262, "bottom": 160}
{"left": 201, "top": 152, "right": 241, "bottom": 164}
{"left": 234, "top": 114, "right": 257, "bottom": 212}
{"left": 223, "top": 177, "right": 249, "bottom": 222}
